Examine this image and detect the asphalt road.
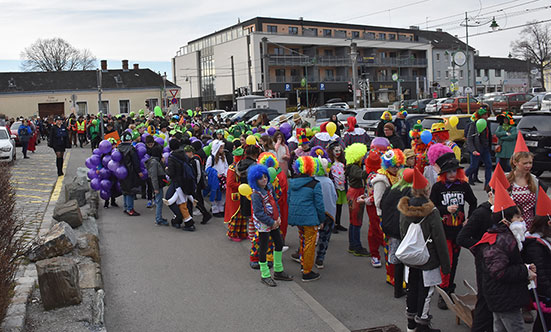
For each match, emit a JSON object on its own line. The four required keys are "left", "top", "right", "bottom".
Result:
{"left": 60, "top": 146, "right": 546, "bottom": 332}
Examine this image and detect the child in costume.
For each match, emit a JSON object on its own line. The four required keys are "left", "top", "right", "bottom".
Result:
{"left": 343, "top": 116, "right": 370, "bottom": 146}
{"left": 429, "top": 152, "right": 477, "bottom": 310}
{"left": 409, "top": 121, "right": 429, "bottom": 172}
{"left": 327, "top": 141, "right": 348, "bottom": 233}
{"left": 424, "top": 143, "right": 454, "bottom": 189}
{"left": 376, "top": 111, "right": 393, "bottom": 137}
{"left": 224, "top": 148, "right": 248, "bottom": 241}
{"left": 429, "top": 122, "right": 461, "bottom": 161}
{"left": 248, "top": 164, "right": 293, "bottom": 287}
{"left": 372, "top": 148, "right": 405, "bottom": 286}
{"left": 364, "top": 150, "right": 385, "bottom": 268}
{"left": 291, "top": 128, "right": 311, "bottom": 168}
{"left": 310, "top": 122, "right": 345, "bottom": 149}
{"left": 205, "top": 139, "right": 228, "bottom": 217}
{"left": 344, "top": 143, "right": 370, "bottom": 257}
{"left": 288, "top": 156, "right": 325, "bottom": 282}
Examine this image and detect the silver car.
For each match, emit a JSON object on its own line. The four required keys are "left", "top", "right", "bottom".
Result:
{"left": 425, "top": 98, "right": 447, "bottom": 114}
{"left": 0, "top": 126, "right": 16, "bottom": 162}
{"left": 354, "top": 108, "right": 397, "bottom": 136}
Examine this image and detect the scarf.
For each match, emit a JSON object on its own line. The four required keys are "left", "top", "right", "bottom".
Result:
{"left": 377, "top": 168, "right": 399, "bottom": 185}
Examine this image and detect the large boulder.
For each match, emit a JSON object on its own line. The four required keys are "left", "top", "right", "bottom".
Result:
{"left": 53, "top": 199, "right": 83, "bottom": 228}
{"left": 78, "top": 262, "right": 102, "bottom": 290}
{"left": 64, "top": 182, "right": 88, "bottom": 207}
{"left": 78, "top": 234, "right": 100, "bottom": 263}
{"left": 27, "top": 222, "right": 77, "bottom": 262}
{"left": 36, "top": 257, "right": 82, "bottom": 310}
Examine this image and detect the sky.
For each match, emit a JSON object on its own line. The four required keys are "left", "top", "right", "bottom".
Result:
{"left": 1, "top": 0, "right": 549, "bottom": 81}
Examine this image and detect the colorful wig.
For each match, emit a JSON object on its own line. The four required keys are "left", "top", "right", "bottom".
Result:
{"left": 381, "top": 149, "right": 405, "bottom": 170}
{"left": 247, "top": 164, "right": 269, "bottom": 191}
{"left": 391, "top": 168, "right": 414, "bottom": 191}
{"left": 257, "top": 152, "right": 279, "bottom": 169}
{"left": 293, "top": 156, "right": 318, "bottom": 176}
{"left": 344, "top": 143, "right": 368, "bottom": 165}
{"left": 437, "top": 168, "right": 467, "bottom": 183}
{"left": 380, "top": 111, "right": 393, "bottom": 121}
{"left": 310, "top": 145, "right": 328, "bottom": 159}
{"left": 427, "top": 143, "right": 453, "bottom": 166}
{"left": 313, "top": 157, "right": 329, "bottom": 176}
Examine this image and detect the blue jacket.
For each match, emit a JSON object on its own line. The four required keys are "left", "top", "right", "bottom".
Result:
{"left": 288, "top": 176, "right": 325, "bottom": 227}
{"left": 18, "top": 125, "right": 32, "bottom": 142}
{"left": 205, "top": 167, "right": 222, "bottom": 201}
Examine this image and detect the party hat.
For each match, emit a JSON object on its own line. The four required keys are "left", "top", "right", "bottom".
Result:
{"left": 493, "top": 181, "right": 516, "bottom": 213}
{"left": 535, "top": 186, "right": 551, "bottom": 217}
{"left": 412, "top": 168, "right": 428, "bottom": 190}
{"left": 514, "top": 131, "right": 529, "bottom": 153}
{"left": 489, "top": 163, "right": 510, "bottom": 190}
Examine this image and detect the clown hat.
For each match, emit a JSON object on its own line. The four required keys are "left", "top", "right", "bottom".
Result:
{"left": 535, "top": 186, "right": 551, "bottom": 217}
{"left": 493, "top": 181, "right": 517, "bottom": 213}
{"left": 297, "top": 128, "right": 309, "bottom": 145}
{"left": 489, "top": 163, "right": 510, "bottom": 190}
{"left": 431, "top": 122, "right": 448, "bottom": 133}
{"left": 412, "top": 168, "right": 428, "bottom": 190}
{"left": 365, "top": 149, "right": 381, "bottom": 172}
{"left": 514, "top": 131, "right": 529, "bottom": 153}
{"left": 402, "top": 168, "right": 414, "bottom": 184}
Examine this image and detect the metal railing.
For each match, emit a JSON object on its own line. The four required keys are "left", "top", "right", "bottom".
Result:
{"left": 268, "top": 55, "right": 427, "bottom": 67}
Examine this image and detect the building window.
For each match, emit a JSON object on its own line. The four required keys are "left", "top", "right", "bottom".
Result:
{"left": 445, "top": 71, "right": 449, "bottom": 79}
{"left": 119, "top": 100, "right": 130, "bottom": 114}
{"left": 436, "top": 53, "right": 440, "bottom": 61}
{"left": 352, "top": 31, "right": 360, "bottom": 38}
{"left": 459, "top": 70, "right": 464, "bottom": 78}
{"left": 324, "top": 49, "right": 333, "bottom": 56}
{"left": 378, "top": 33, "right": 386, "bottom": 40}
{"left": 325, "top": 69, "right": 334, "bottom": 80}
{"left": 275, "top": 69, "right": 285, "bottom": 83}
{"left": 76, "top": 101, "right": 87, "bottom": 116}
{"left": 494, "top": 69, "right": 501, "bottom": 77}
{"left": 273, "top": 47, "right": 284, "bottom": 56}
{"left": 323, "top": 29, "right": 332, "bottom": 37}
{"left": 366, "top": 32, "right": 376, "bottom": 39}
{"left": 100, "top": 101, "right": 109, "bottom": 113}
{"left": 267, "top": 25, "right": 277, "bottom": 33}
{"left": 389, "top": 34, "right": 396, "bottom": 40}
{"left": 290, "top": 48, "right": 300, "bottom": 55}
{"left": 289, "top": 27, "right": 298, "bottom": 35}
{"left": 437, "top": 71, "right": 441, "bottom": 78}
{"left": 290, "top": 69, "right": 300, "bottom": 81}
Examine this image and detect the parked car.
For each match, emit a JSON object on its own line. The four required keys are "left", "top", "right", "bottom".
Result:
{"left": 270, "top": 112, "right": 297, "bottom": 127}
{"left": 245, "top": 110, "right": 281, "bottom": 125}
{"left": 520, "top": 93, "right": 546, "bottom": 113}
{"left": 410, "top": 98, "right": 433, "bottom": 113}
{"left": 354, "top": 108, "right": 397, "bottom": 136}
{"left": 539, "top": 92, "right": 551, "bottom": 111}
{"left": 421, "top": 114, "right": 472, "bottom": 144}
{"left": 491, "top": 93, "right": 533, "bottom": 114}
{"left": 401, "top": 99, "right": 417, "bottom": 112}
{"left": 406, "top": 114, "right": 429, "bottom": 128}
{"left": 388, "top": 101, "right": 401, "bottom": 111}
{"left": 440, "top": 96, "right": 485, "bottom": 114}
{"left": 479, "top": 92, "right": 503, "bottom": 111}
{"left": 220, "top": 111, "right": 236, "bottom": 122}
{"left": 10, "top": 121, "right": 21, "bottom": 146}
{"left": 0, "top": 126, "right": 16, "bottom": 162}
{"left": 308, "top": 107, "right": 349, "bottom": 126}
{"left": 336, "top": 109, "right": 358, "bottom": 126}
{"left": 425, "top": 98, "right": 447, "bottom": 114}
{"left": 323, "top": 102, "right": 350, "bottom": 110}
{"left": 530, "top": 87, "right": 546, "bottom": 94}
{"left": 201, "top": 110, "right": 226, "bottom": 119}
{"left": 517, "top": 112, "right": 551, "bottom": 176}
{"left": 230, "top": 108, "right": 279, "bottom": 123}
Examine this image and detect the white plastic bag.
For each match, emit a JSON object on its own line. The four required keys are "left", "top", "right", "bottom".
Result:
{"left": 396, "top": 216, "right": 431, "bottom": 266}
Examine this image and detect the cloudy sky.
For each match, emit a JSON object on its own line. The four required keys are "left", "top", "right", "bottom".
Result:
{"left": 1, "top": 0, "right": 549, "bottom": 79}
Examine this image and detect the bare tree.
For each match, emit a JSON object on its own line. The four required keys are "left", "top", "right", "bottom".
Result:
{"left": 20, "top": 38, "right": 97, "bottom": 72}
{"left": 511, "top": 21, "right": 551, "bottom": 89}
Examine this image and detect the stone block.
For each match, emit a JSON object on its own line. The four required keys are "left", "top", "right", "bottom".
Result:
{"left": 27, "top": 222, "right": 77, "bottom": 262}
{"left": 1, "top": 315, "right": 25, "bottom": 332}
{"left": 64, "top": 182, "right": 88, "bottom": 207}
{"left": 6, "top": 303, "right": 25, "bottom": 316}
{"left": 36, "top": 257, "right": 82, "bottom": 310}
{"left": 53, "top": 200, "right": 83, "bottom": 228}
{"left": 78, "top": 262, "right": 102, "bottom": 290}
{"left": 77, "top": 234, "right": 100, "bottom": 263}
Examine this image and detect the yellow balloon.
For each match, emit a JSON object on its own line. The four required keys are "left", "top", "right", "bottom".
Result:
{"left": 238, "top": 184, "right": 252, "bottom": 199}
{"left": 245, "top": 135, "right": 257, "bottom": 145}
{"left": 158, "top": 133, "right": 166, "bottom": 140}
{"left": 449, "top": 116, "right": 459, "bottom": 128}
{"left": 224, "top": 131, "right": 229, "bottom": 139}
{"left": 326, "top": 122, "right": 337, "bottom": 136}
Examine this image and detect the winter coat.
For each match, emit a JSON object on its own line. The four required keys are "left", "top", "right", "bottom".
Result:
{"left": 146, "top": 142, "right": 163, "bottom": 160}
{"left": 471, "top": 224, "right": 531, "bottom": 313}
{"left": 49, "top": 124, "right": 68, "bottom": 149}
{"left": 372, "top": 173, "right": 391, "bottom": 217}
{"left": 18, "top": 125, "right": 32, "bottom": 143}
{"left": 251, "top": 184, "right": 280, "bottom": 229}
{"left": 398, "top": 197, "right": 450, "bottom": 273}
{"left": 495, "top": 125, "right": 518, "bottom": 159}
{"left": 387, "top": 134, "right": 405, "bottom": 150}
{"left": 288, "top": 176, "right": 325, "bottom": 227}
{"left": 522, "top": 234, "right": 551, "bottom": 301}
{"left": 393, "top": 117, "right": 410, "bottom": 148}
{"left": 117, "top": 142, "right": 142, "bottom": 195}
{"left": 145, "top": 157, "right": 166, "bottom": 192}
{"left": 345, "top": 163, "right": 368, "bottom": 189}
{"left": 166, "top": 149, "right": 194, "bottom": 193}
{"left": 466, "top": 120, "right": 492, "bottom": 153}
{"left": 314, "top": 176, "right": 337, "bottom": 221}
{"left": 381, "top": 186, "right": 412, "bottom": 239}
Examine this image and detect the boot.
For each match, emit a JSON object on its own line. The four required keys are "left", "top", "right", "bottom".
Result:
{"left": 415, "top": 316, "right": 440, "bottom": 332}
{"left": 394, "top": 263, "right": 406, "bottom": 298}
{"left": 56, "top": 157, "right": 64, "bottom": 176}
{"left": 182, "top": 219, "right": 195, "bottom": 232}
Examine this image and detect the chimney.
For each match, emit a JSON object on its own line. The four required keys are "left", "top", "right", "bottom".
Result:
{"left": 100, "top": 60, "right": 107, "bottom": 71}
{"left": 409, "top": 25, "right": 419, "bottom": 30}
{"left": 122, "top": 59, "right": 129, "bottom": 71}
{"left": 436, "top": 28, "right": 443, "bottom": 32}
{"left": 133, "top": 63, "right": 139, "bottom": 70}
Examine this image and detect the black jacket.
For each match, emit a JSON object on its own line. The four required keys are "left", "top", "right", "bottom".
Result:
{"left": 49, "top": 124, "right": 68, "bottom": 149}
{"left": 387, "top": 134, "right": 405, "bottom": 150}
{"left": 166, "top": 149, "right": 194, "bottom": 193}
{"left": 522, "top": 236, "right": 551, "bottom": 303}
{"left": 381, "top": 186, "right": 411, "bottom": 239}
{"left": 236, "top": 157, "right": 256, "bottom": 217}
{"left": 345, "top": 163, "right": 367, "bottom": 189}
{"left": 472, "top": 224, "right": 531, "bottom": 313}
{"left": 117, "top": 143, "right": 142, "bottom": 195}
{"left": 466, "top": 120, "right": 492, "bottom": 153}
{"left": 146, "top": 142, "right": 163, "bottom": 160}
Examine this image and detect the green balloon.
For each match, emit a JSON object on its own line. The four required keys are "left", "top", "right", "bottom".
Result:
{"left": 154, "top": 106, "right": 163, "bottom": 117}
{"left": 246, "top": 130, "right": 253, "bottom": 135}
{"left": 227, "top": 135, "right": 234, "bottom": 142}
{"left": 187, "top": 109, "right": 193, "bottom": 117}
{"left": 92, "top": 119, "right": 98, "bottom": 126}
{"left": 268, "top": 167, "right": 277, "bottom": 183}
{"left": 203, "top": 145, "right": 211, "bottom": 156}
{"left": 476, "top": 119, "right": 487, "bottom": 133}
{"left": 254, "top": 133, "right": 261, "bottom": 139}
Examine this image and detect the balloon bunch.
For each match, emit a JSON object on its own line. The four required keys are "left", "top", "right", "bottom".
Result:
{"left": 85, "top": 140, "right": 126, "bottom": 201}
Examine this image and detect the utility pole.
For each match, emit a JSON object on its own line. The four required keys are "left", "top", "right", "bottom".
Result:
{"left": 96, "top": 69, "right": 104, "bottom": 138}
{"left": 305, "top": 64, "right": 309, "bottom": 109}
{"left": 367, "top": 79, "right": 371, "bottom": 108}
{"left": 361, "top": 80, "right": 367, "bottom": 108}
{"left": 261, "top": 37, "right": 269, "bottom": 92}
{"left": 465, "top": 12, "right": 471, "bottom": 114}
{"left": 350, "top": 42, "right": 358, "bottom": 109}
{"left": 231, "top": 56, "right": 236, "bottom": 108}
{"left": 162, "top": 72, "right": 167, "bottom": 114}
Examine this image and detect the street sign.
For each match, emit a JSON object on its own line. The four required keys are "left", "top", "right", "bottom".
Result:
{"left": 169, "top": 89, "right": 179, "bottom": 98}
{"left": 319, "top": 83, "right": 325, "bottom": 91}
{"left": 285, "top": 83, "right": 291, "bottom": 92}
{"left": 355, "top": 89, "right": 361, "bottom": 97}
{"left": 523, "top": 82, "right": 527, "bottom": 87}
{"left": 171, "top": 98, "right": 178, "bottom": 104}
{"left": 392, "top": 73, "right": 399, "bottom": 82}
{"left": 531, "top": 69, "right": 539, "bottom": 75}
{"left": 453, "top": 51, "right": 466, "bottom": 66}
{"left": 264, "top": 90, "right": 273, "bottom": 98}
{"left": 465, "top": 87, "right": 473, "bottom": 94}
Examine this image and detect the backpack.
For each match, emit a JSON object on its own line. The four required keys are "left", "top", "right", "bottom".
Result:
{"left": 169, "top": 155, "right": 197, "bottom": 195}
{"left": 192, "top": 155, "right": 208, "bottom": 190}
{"left": 395, "top": 211, "right": 434, "bottom": 266}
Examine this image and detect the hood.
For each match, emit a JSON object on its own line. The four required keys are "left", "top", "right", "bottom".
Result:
{"left": 211, "top": 139, "right": 225, "bottom": 156}
{"left": 237, "top": 157, "right": 255, "bottom": 177}
{"left": 289, "top": 176, "right": 315, "bottom": 190}
{"left": 347, "top": 117, "right": 357, "bottom": 132}
{"left": 171, "top": 149, "right": 188, "bottom": 161}
{"left": 117, "top": 142, "right": 133, "bottom": 154}
{"left": 397, "top": 196, "right": 435, "bottom": 218}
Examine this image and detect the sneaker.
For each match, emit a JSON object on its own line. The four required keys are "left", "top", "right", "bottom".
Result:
{"left": 315, "top": 259, "right": 324, "bottom": 269}
{"left": 371, "top": 257, "right": 382, "bottom": 268}
{"left": 124, "top": 210, "right": 130, "bottom": 215}
{"left": 171, "top": 220, "right": 181, "bottom": 229}
{"left": 273, "top": 271, "right": 293, "bottom": 281}
{"left": 281, "top": 245, "right": 289, "bottom": 253}
{"left": 104, "top": 202, "right": 109, "bottom": 209}
{"left": 407, "top": 318, "right": 417, "bottom": 332}
{"left": 291, "top": 251, "right": 301, "bottom": 263}
{"left": 127, "top": 209, "right": 140, "bottom": 216}
{"left": 353, "top": 247, "right": 371, "bottom": 257}
{"left": 193, "top": 209, "right": 202, "bottom": 216}
{"left": 437, "top": 294, "right": 448, "bottom": 310}
{"left": 200, "top": 213, "right": 212, "bottom": 224}
{"left": 415, "top": 324, "right": 440, "bottom": 332}
{"left": 146, "top": 200, "right": 153, "bottom": 208}
{"left": 162, "top": 198, "right": 170, "bottom": 206}
{"left": 182, "top": 223, "right": 196, "bottom": 232}
{"left": 261, "top": 277, "right": 277, "bottom": 287}
{"left": 332, "top": 228, "right": 339, "bottom": 234}
{"left": 347, "top": 247, "right": 357, "bottom": 254}
{"left": 249, "top": 261, "right": 260, "bottom": 270}
{"left": 302, "top": 271, "right": 321, "bottom": 282}
{"left": 155, "top": 219, "right": 169, "bottom": 226}
{"left": 335, "top": 224, "right": 347, "bottom": 231}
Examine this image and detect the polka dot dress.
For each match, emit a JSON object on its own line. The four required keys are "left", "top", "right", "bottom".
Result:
{"left": 511, "top": 184, "right": 536, "bottom": 228}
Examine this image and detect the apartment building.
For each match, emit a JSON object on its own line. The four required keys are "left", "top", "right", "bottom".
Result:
{"left": 475, "top": 56, "right": 535, "bottom": 94}
{"left": 173, "top": 17, "right": 475, "bottom": 110}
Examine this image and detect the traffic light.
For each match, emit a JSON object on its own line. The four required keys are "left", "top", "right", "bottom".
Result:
{"left": 145, "top": 100, "right": 150, "bottom": 108}
{"left": 234, "top": 89, "right": 240, "bottom": 98}
{"left": 347, "top": 82, "right": 352, "bottom": 93}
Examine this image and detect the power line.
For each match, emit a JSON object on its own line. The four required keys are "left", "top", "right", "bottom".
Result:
{"left": 457, "top": 17, "right": 551, "bottom": 38}
{"left": 342, "top": 0, "right": 430, "bottom": 22}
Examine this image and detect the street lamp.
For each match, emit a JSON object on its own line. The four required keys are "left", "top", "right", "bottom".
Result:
{"left": 185, "top": 76, "right": 193, "bottom": 108}
{"left": 490, "top": 17, "right": 499, "bottom": 31}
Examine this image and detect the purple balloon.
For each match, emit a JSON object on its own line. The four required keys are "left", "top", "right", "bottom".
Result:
{"left": 100, "top": 179, "right": 113, "bottom": 191}
{"left": 267, "top": 127, "right": 276, "bottom": 136}
{"left": 100, "top": 190, "right": 111, "bottom": 201}
{"left": 163, "top": 146, "right": 170, "bottom": 153}
{"left": 85, "top": 157, "right": 94, "bottom": 169}
{"left": 280, "top": 123, "right": 291, "bottom": 135}
{"left": 107, "top": 160, "right": 120, "bottom": 172}
{"left": 98, "top": 168, "right": 111, "bottom": 180}
{"left": 90, "top": 178, "right": 101, "bottom": 191}
{"left": 87, "top": 168, "right": 98, "bottom": 180}
{"left": 371, "top": 137, "right": 391, "bottom": 151}
{"left": 140, "top": 169, "right": 148, "bottom": 180}
{"left": 154, "top": 137, "right": 164, "bottom": 146}
{"left": 102, "top": 155, "right": 112, "bottom": 167}
{"left": 284, "top": 131, "right": 291, "bottom": 140}
{"left": 252, "top": 128, "right": 258, "bottom": 134}
{"left": 136, "top": 146, "right": 146, "bottom": 159}
{"left": 111, "top": 150, "right": 122, "bottom": 162}
{"left": 90, "top": 154, "right": 101, "bottom": 166}
{"left": 98, "top": 140, "right": 113, "bottom": 154}
{"left": 141, "top": 133, "right": 150, "bottom": 143}
{"left": 115, "top": 166, "right": 128, "bottom": 180}
{"left": 162, "top": 152, "right": 170, "bottom": 161}
{"left": 135, "top": 142, "right": 145, "bottom": 150}
{"left": 93, "top": 148, "right": 101, "bottom": 156}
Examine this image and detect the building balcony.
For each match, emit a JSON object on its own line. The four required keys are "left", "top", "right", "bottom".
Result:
{"left": 267, "top": 55, "right": 427, "bottom": 67}
{"left": 272, "top": 75, "right": 425, "bottom": 84}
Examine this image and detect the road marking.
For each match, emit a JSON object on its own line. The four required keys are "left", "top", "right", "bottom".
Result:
{"left": 11, "top": 176, "right": 51, "bottom": 180}
{"left": 49, "top": 151, "right": 70, "bottom": 203}
{"left": 15, "top": 187, "right": 52, "bottom": 193}
{"left": 11, "top": 182, "right": 53, "bottom": 187}
{"left": 15, "top": 194, "right": 44, "bottom": 199}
